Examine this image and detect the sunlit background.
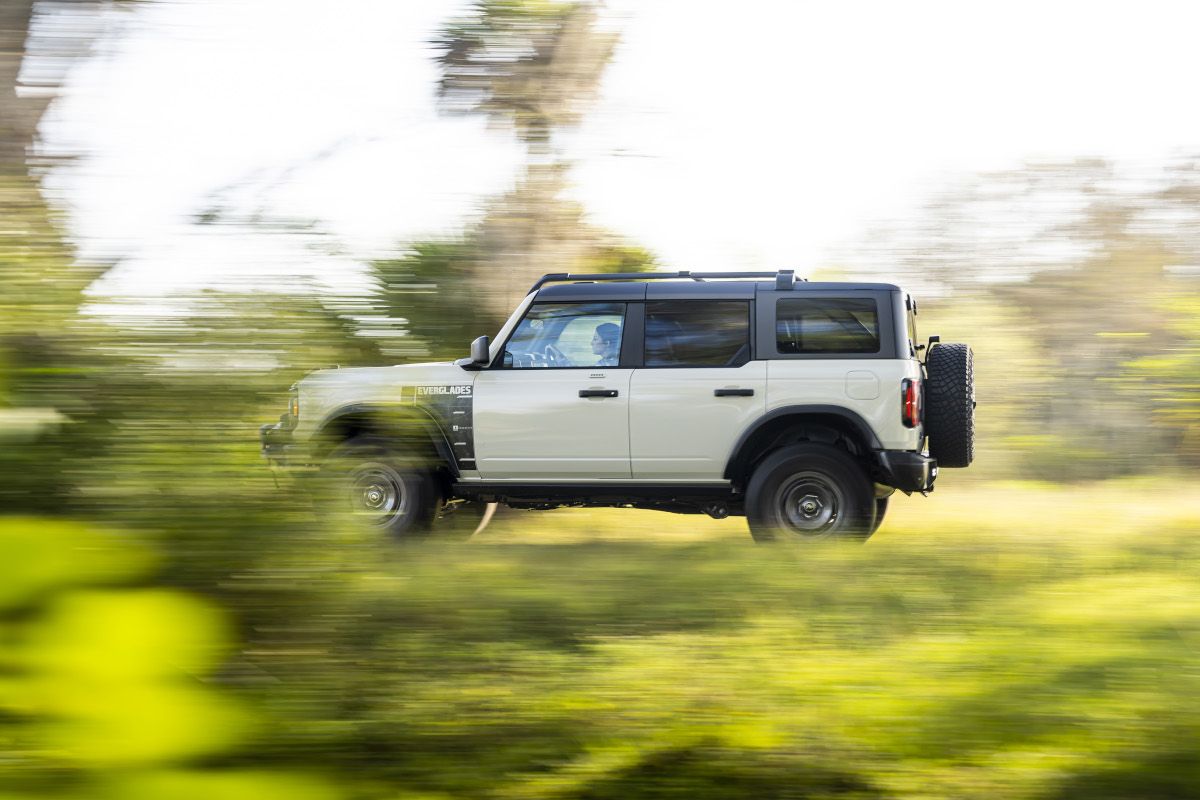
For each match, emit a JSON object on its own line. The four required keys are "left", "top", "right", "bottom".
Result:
{"left": 3, "top": 1, "right": 1199, "bottom": 798}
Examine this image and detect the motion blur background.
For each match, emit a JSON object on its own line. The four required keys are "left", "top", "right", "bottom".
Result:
{"left": 3, "top": 1, "right": 1199, "bottom": 798}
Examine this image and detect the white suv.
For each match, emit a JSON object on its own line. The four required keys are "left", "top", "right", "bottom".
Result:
{"left": 261, "top": 271, "right": 975, "bottom": 541}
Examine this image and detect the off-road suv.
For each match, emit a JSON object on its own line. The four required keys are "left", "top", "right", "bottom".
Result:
{"left": 261, "top": 271, "right": 974, "bottom": 541}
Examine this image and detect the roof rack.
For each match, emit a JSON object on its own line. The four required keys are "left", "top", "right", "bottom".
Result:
{"left": 527, "top": 269, "right": 803, "bottom": 295}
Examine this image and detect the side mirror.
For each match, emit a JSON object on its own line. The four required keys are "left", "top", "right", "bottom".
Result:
{"left": 456, "top": 335, "right": 490, "bottom": 370}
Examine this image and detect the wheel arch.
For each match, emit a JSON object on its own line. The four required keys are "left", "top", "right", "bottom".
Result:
{"left": 724, "top": 405, "right": 882, "bottom": 489}
{"left": 311, "top": 404, "right": 458, "bottom": 477}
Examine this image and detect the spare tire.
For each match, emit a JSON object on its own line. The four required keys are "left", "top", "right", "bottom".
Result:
{"left": 924, "top": 343, "right": 975, "bottom": 468}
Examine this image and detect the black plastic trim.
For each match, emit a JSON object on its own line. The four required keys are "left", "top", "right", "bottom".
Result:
{"left": 312, "top": 403, "right": 460, "bottom": 477}
{"left": 723, "top": 405, "right": 885, "bottom": 481}
{"left": 452, "top": 481, "right": 736, "bottom": 502}
{"left": 620, "top": 301, "right": 645, "bottom": 368}
{"left": 877, "top": 451, "right": 937, "bottom": 493}
{"left": 529, "top": 271, "right": 787, "bottom": 294}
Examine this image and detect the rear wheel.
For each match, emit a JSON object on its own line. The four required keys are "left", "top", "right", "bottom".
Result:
{"left": 746, "top": 444, "right": 876, "bottom": 542}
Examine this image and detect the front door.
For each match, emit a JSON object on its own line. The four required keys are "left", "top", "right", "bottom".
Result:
{"left": 473, "top": 301, "right": 632, "bottom": 479}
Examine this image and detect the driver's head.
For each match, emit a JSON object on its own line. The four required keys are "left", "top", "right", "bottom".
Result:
{"left": 592, "top": 322, "right": 621, "bottom": 357}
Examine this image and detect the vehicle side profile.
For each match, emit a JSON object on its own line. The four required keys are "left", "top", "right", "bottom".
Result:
{"left": 261, "top": 270, "right": 975, "bottom": 541}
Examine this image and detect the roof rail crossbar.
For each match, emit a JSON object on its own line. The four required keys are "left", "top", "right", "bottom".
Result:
{"left": 527, "top": 270, "right": 799, "bottom": 294}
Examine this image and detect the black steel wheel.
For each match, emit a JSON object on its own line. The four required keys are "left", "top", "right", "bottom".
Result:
{"left": 746, "top": 443, "right": 876, "bottom": 542}
{"left": 321, "top": 436, "right": 438, "bottom": 539}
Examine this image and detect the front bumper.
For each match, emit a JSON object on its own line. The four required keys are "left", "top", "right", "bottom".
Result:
{"left": 876, "top": 451, "right": 937, "bottom": 493}
{"left": 259, "top": 420, "right": 311, "bottom": 468}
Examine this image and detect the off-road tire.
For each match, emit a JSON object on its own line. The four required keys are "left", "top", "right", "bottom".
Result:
{"left": 925, "top": 343, "right": 975, "bottom": 468}
{"left": 320, "top": 436, "right": 438, "bottom": 539}
{"left": 746, "top": 443, "right": 876, "bottom": 543}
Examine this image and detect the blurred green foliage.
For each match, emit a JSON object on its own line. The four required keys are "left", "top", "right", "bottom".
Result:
{"left": 854, "top": 160, "right": 1200, "bottom": 479}
{"left": 11, "top": 502, "right": 1200, "bottom": 799}
{"left": 252, "top": 494, "right": 1200, "bottom": 800}
{"left": 435, "top": 0, "right": 616, "bottom": 157}
{"left": 0, "top": 517, "right": 341, "bottom": 798}
{"left": 372, "top": 206, "right": 657, "bottom": 362}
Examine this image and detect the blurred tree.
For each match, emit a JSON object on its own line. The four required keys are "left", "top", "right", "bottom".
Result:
{"left": 0, "top": 0, "right": 113, "bottom": 512}
{"left": 434, "top": 0, "right": 616, "bottom": 161}
{"left": 844, "top": 159, "right": 1200, "bottom": 478}
{"left": 381, "top": 0, "right": 648, "bottom": 347}
{"left": 372, "top": 197, "right": 657, "bottom": 361}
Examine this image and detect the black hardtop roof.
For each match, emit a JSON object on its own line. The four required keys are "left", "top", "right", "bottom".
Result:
{"left": 530, "top": 270, "right": 900, "bottom": 300}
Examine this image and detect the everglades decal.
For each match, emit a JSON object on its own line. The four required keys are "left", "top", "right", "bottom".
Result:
{"left": 401, "top": 384, "right": 475, "bottom": 469}
{"left": 414, "top": 385, "right": 473, "bottom": 397}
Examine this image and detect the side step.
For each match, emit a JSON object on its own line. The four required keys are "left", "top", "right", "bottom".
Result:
{"left": 452, "top": 481, "right": 736, "bottom": 503}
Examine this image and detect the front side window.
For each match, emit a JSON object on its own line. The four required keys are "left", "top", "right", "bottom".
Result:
{"left": 502, "top": 303, "right": 625, "bottom": 368}
{"left": 776, "top": 298, "right": 880, "bottom": 354}
{"left": 645, "top": 301, "right": 750, "bottom": 367}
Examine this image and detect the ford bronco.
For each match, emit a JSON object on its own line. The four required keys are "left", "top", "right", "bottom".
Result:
{"left": 261, "top": 270, "right": 975, "bottom": 541}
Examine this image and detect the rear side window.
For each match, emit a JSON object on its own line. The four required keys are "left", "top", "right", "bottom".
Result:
{"left": 776, "top": 298, "right": 880, "bottom": 354}
{"left": 645, "top": 301, "right": 750, "bottom": 367}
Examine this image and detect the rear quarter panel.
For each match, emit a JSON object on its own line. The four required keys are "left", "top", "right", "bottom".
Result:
{"left": 766, "top": 358, "right": 923, "bottom": 451}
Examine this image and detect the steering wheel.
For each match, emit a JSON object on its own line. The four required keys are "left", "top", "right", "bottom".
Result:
{"left": 543, "top": 344, "right": 570, "bottom": 367}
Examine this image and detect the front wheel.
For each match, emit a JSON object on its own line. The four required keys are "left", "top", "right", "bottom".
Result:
{"left": 320, "top": 436, "right": 439, "bottom": 539}
{"left": 745, "top": 444, "right": 877, "bottom": 542}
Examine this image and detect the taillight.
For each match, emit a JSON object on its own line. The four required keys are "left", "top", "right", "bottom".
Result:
{"left": 901, "top": 378, "right": 920, "bottom": 428}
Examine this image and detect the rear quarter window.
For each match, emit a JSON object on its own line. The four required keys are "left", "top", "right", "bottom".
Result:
{"left": 776, "top": 298, "right": 880, "bottom": 354}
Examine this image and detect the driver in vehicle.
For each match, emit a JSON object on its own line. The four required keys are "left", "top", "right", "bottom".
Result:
{"left": 591, "top": 322, "right": 621, "bottom": 366}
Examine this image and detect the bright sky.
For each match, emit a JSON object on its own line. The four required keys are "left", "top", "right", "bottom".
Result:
{"left": 38, "top": 0, "right": 1200, "bottom": 296}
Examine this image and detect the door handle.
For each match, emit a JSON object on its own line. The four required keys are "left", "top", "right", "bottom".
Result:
{"left": 714, "top": 388, "right": 754, "bottom": 397}
{"left": 579, "top": 389, "right": 619, "bottom": 398}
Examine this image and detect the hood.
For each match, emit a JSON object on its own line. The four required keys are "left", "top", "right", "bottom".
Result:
{"left": 294, "top": 361, "right": 475, "bottom": 437}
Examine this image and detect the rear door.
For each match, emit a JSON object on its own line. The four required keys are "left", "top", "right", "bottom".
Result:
{"left": 629, "top": 293, "right": 765, "bottom": 479}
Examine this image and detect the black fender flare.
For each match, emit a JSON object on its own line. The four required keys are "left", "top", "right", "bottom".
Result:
{"left": 723, "top": 405, "right": 883, "bottom": 486}
{"left": 312, "top": 403, "right": 459, "bottom": 477}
